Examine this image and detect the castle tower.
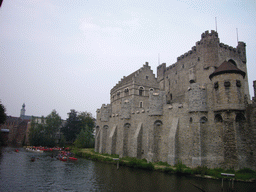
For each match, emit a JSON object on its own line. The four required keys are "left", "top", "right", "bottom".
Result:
{"left": 199, "top": 30, "right": 220, "bottom": 69}
{"left": 20, "top": 103, "right": 26, "bottom": 118}
{"left": 209, "top": 60, "right": 246, "bottom": 111}
{"left": 209, "top": 60, "right": 246, "bottom": 169}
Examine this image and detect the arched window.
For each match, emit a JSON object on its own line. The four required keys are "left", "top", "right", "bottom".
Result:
{"left": 139, "top": 87, "right": 144, "bottom": 96}
{"left": 228, "top": 59, "right": 237, "bottom": 66}
{"left": 200, "top": 116, "right": 208, "bottom": 124}
{"left": 236, "top": 113, "right": 245, "bottom": 122}
{"left": 215, "top": 114, "right": 223, "bottom": 122}
{"left": 124, "top": 88, "right": 129, "bottom": 96}
{"left": 214, "top": 82, "right": 219, "bottom": 89}
{"left": 117, "top": 91, "right": 120, "bottom": 98}
{"left": 124, "top": 123, "right": 130, "bottom": 129}
{"left": 236, "top": 80, "right": 241, "bottom": 87}
{"left": 154, "top": 120, "right": 163, "bottom": 126}
{"left": 139, "top": 101, "right": 143, "bottom": 108}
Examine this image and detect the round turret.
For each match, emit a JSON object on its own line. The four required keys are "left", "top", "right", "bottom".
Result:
{"left": 209, "top": 61, "right": 246, "bottom": 111}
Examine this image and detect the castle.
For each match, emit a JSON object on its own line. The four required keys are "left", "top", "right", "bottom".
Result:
{"left": 95, "top": 30, "right": 256, "bottom": 170}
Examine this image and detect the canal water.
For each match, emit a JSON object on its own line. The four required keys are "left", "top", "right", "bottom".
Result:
{"left": 0, "top": 147, "right": 255, "bottom": 192}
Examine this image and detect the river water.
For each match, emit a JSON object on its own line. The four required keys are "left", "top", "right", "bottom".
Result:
{"left": 0, "top": 147, "right": 255, "bottom": 192}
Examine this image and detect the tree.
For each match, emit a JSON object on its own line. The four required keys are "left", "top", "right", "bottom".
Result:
{"left": 74, "top": 125, "right": 95, "bottom": 148}
{"left": 77, "top": 112, "right": 95, "bottom": 147}
{"left": 28, "top": 110, "right": 62, "bottom": 147}
{"left": 29, "top": 117, "right": 46, "bottom": 146}
{"left": 45, "top": 110, "right": 62, "bottom": 139}
{"left": 61, "top": 109, "right": 80, "bottom": 142}
{"left": 0, "top": 102, "right": 7, "bottom": 125}
{"left": 61, "top": 110, "right": 95, "bottom": 144}
{"left": 59, "top": 135, "right": 66, "bottom": 148}
{"left": 78, "top": 111, "right": 95, "bottom": 133}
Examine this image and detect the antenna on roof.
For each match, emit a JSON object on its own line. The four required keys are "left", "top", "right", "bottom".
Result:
{"left": 158, "top": 53, "right": 160, "bottom": 65}
{"left": 236, "top": 28, "right": 239, "bottom": 43}
{"left": 215, "top": 17, "right": 217, "bottom": 32}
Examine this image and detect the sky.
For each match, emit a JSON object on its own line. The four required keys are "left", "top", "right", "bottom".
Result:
{"left": 0, "top": 0, "right": 255, "bottom": 120}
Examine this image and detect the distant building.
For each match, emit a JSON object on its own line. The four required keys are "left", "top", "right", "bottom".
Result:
{"left": 20, "top": 103, "right": 32, "bottom": 120}
{"left": 95, "top": 30, "right": 256, "bottom": 170}
{"left": 0, "top": 116, "right": 28, "bottom": 146}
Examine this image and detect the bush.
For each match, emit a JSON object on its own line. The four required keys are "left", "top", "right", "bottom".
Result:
{"left": 155, "top": 161, "right": 170, "bottom": 166}
{"left": 182, "top": 168, "right": 193, "bottom": 175}
{"left": 236, "top": 168, "right": 255, "bottom": 174}
{"left": 192, "top": 166, "right": 209, "bottom": 176}
{"left": 125, "top": 157, "right": 154, "bottom": 171}
{"left": 174, "top": 160, "right": 187, "bottom": 174}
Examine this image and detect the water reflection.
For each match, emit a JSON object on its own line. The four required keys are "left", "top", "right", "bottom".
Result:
{"left": 0, "top": 147, "right": 255, "bottom": 192}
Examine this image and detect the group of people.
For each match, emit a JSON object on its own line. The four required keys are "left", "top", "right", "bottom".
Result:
{"left": 56, "top": 150, "right": 76, "bottom": 161}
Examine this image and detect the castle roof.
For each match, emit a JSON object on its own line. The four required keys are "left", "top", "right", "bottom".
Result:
{"left": 209, "top": 61, "right": 246, "bottom": 80}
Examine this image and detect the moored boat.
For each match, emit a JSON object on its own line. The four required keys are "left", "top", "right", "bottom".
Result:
{"left": 26, "top": 148, "right": 43, "bottom": 153}
{"left": 69, "top": 157, "right": 77, "bottom": 161}
{"left": 60, "top": 156, "right": 67, "bottom": 161}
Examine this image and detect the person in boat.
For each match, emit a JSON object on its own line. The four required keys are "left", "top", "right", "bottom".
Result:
{"left": 31, "top": 156, "right": 35, "bottom": 162}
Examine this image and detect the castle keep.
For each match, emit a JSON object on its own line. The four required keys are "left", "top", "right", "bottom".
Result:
{"left": 95, "top": 30, "right": 256, "bottom": 170}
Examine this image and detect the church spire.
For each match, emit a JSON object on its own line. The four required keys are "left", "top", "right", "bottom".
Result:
{"left": 20, "top": 103, "right": 26, "bottom": 118}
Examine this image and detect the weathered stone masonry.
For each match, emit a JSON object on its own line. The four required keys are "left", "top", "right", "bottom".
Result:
{"left": 95, "top": 30, "right": 256, "bottom": 170}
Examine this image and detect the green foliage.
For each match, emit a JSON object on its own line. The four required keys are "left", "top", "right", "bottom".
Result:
{"left": 0, "top": 102, "right": 7, "bottom": 125}
{"left": 61, "top": 110, "right": 95, "bottom": 144}
{"left": 225, "top": 168, "right": 235, "bottom": 174}
{"left": 155, "top": 161, "right": 170, "bottom": 166}
{"left": 59, "top": 135, "right": 66, "bottom": 148}
{"left": 182, "top": 169, "right": 193, "bottom": 175}
{"left": 174, "top": 160, "right": 187, "bottom": 175}
{"left": 207, "top": 168, "right": 223, "bottom": 178}
{"left": 61, "top": 110, "right": 80, "bottom": 142}
{"left": 235, "top": 168, "right": 256, "bottom": 180}
{"left": 123, "top": 157, "right": 154, "bottom": 170}
{"left": 45, "top": 110, "right": 62, "bottom": 137}
{"left": 28, "top": 110, "right": 62, "bottom": 147}
{"left": 192, "top": 166, "right": 209, "bottom": 176}
{"left": 74, "top": 126, "right": 94, "bottom": 148}
{"left": 101, "top": 153, "right": 119, "bottom": 158}
{"left": 236, "top": 168, "right": 255, "bottom": 174}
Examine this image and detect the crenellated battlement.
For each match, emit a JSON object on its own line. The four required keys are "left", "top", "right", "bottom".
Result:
{"left": 201, "top": 30, "right": 218, "bottom": 39}
{"left": 177, "top": 47, "right": 196, "bottom": 61}
{"left": 219, "top": 43, "right": 237, "bottom": 52}
{"left": 175, "top": 30, "right": 218, "bottom": 62}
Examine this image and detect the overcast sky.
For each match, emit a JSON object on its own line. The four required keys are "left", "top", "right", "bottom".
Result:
{"left": 0, "top": 0, "right": 255, "bottom": 119}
